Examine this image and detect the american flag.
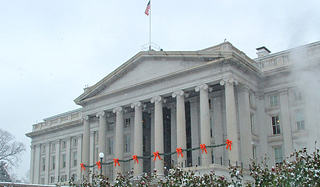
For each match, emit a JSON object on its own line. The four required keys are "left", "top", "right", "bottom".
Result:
{"left": 145, "top": 1, "right": 150, "bottom": 16}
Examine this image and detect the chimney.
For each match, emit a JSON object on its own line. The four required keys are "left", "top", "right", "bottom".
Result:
{"left": 256, "top": 46, "right": 271, "bottom": 57}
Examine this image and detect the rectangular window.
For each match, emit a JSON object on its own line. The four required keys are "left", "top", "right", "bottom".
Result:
{"left": 124, "top": 135, "right": 130, "bottom": 152}
{"left": 71, "top": 174, "right": 77, "bottom": 181}
{"left": 60, "top": 175, "right": 67, "bottom": 182}
{"left": 293, "top": 91, "right": 302, "bottom": 101}
{"left": 61, "top": 141, "right": 66, "bottom": 149}
{"left": 252, "top": 146, "right": 257, "bottom": 159}
{"left": 62, "top": 154, "right": 66, "bottom": 168}
{"left": 50, "top": 176, "right": 55, "bottom": 183}
{"left": 274, "top": 147, "right": 283, "bottom": 165}
{"left": 73, "top": 152, "right": 77, "bottom": 166}
{"left": 250, "top": 114, "right": 255, "bottom": 134}
{"left": 51, "top": 143, "right": 56, "bottom": 152}
{"left": 42, "top": 158, "right": 46, "bottom": 171}
{"left": 52, "top": 156, "right": 56, "bottom": 170}
{"left": 108, "top": 122, "right": 115, "bottom": 131}
{"left": 125, "top": 118, "right": 131, "bottom": 127}
{"left": 272, "top": 116, "right": 281, "bottom": 135}
{"left": 295, "top": 111, "right": 305, "bottom": 130}
{"left": 73, "top": 138, "right": 78, "bottom": 147}
{"left": 208, "top": 99, "right": 212, "bottom": 109}
{"left": 108, "top": 138, "right": 114, "bottom": 154}
{"left": 269, "top": 95, "right": 278, "bottom": 106}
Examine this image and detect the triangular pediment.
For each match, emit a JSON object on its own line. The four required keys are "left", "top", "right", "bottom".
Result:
{"left": 74, "top": 42, "right": 242, "bottom": 105}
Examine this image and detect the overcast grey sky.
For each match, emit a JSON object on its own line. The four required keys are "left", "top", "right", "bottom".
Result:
{"left": 0, "top": 0, "right": 319, "bottom": 179}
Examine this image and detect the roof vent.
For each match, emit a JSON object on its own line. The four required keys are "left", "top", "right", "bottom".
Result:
{"left": 256, "top": 46, "right": 271, "bottom": 57}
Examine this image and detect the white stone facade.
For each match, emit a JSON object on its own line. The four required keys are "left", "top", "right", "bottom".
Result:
{"left": 26, "top": 41, "right": 320, "bottom": 185}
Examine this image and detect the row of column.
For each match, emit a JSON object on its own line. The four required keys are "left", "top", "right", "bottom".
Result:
{"left": 82, "top": 80, "right": 242, "bottom": 179}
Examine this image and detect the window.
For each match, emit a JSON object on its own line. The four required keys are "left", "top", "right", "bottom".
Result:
{"left": 272, "top": 116, "right": 281, "bottom": 135}
{"left": 269, "top": 95, "right": 278, "bottom": 106}
{"left": 108, "top": 138, "right": 114, "bottom": 154}
{"left": 208, "top": 99, "right": 212, "bottom": 109}
{"left": 252, "top": 146, "right": 257, "bottom": 159}
{"left": 124, "top": 135, "right": 130, "bottom": 152}
{"left": 52, "top": 156, "right": 56, "bottom": 170}
{"left": 249, "top": 93, "right": 254, "bottom": 106}
{"left": 73, "top": 152, "right": 77, "bottom": 166}
{"left": 60, "top": 175, "right": 67, "bottom": 182}
{"left": 250, "top": 114, "right": 255, "bottom": 134}
{"left": 274, "top": 147, "right": 283, "bottom": 165}
{"left": 295, "top": 111, "right": 305, "bottom": 130}
{"left": 125, "top": 118, "right": 131, "bottom": 127}
{"left": 95, "top": 132, "right": 99, "bottom": 143}
{"left": 108, "top": 122, "right": 115, "bottom": 131}
{"left": 61, "top": 141, "right": 66, "bottom": 149}
{"left": 50, "top": 176, "right": 55, "bottom": 183}
{"left": 62, "top": 154, "right": 66, "bottom": 168}
{"left": 51, "top": 143, "right": 56, "bottom": 152}
{"left": 71, "top": 174, "right": 77, "bottom": 181}
{"left": 293, "top": 91, "right": 302, "bottom": 101}
{"left": 42, "top": 158, "right": 46, "bottom": 171}
{"left": 41, "top": 145, "right": 46, "bottom": 154}
{"left": 72, "top": 138, "right": 78, "bottom": 147}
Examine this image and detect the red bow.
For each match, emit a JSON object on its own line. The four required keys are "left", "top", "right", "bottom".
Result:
{"left": 96, "top": 161, "right": 101, "bottom": 170}
{"left": 113, "top": 158, "right": 120, "bottom": 167}
{"left": 200, "top": 144, "right": 207, "bottom": 154}
{"left": 153, "top": 151, "right": 161, "bottom": 161}
{"left": 176, "top": 147, "right": 184, "bottom": 158}
{"left": 132, "top": 155, "right": 139, "bottom": 164}
{"left": 80, "top": 163, "right": 85, "bottom": 171}
{"left": 226, "top": 139, "right": 232, "bottom": 150}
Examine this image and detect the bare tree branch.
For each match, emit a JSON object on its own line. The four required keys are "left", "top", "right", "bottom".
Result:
{"left": 0, "top": 129, "right": 26, "bottom": 167}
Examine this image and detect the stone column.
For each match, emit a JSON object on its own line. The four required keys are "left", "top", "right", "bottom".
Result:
{"left": 189, "top": 98, "right": 200, "bottom": 167}
{"left": 97, "top": 111, "right": 107, "bottom": 175}
{"left": 113, "top": 107, "right": 124, "bottom": 176}
{"left": 170, "top": 105, "right": 177, "bottom": 165}
{"left": 195, "top": 84, "right": 212, "bottom": 166}
{"left": 77, "top": 135, "right": 83, "bottom": 180}
{"left": 151, "top": 96, "right": 164, "bottom": 176}
{"left": 45, "top": 143, "right": 50, "bottom": 184}
{"left": 30, "top": 145, "right": 35, "bottom": 183}
{"left": 66, "top": 138, "right": 71, "bottom": 179}
{"left": 212, "top": 95, "right": 224, "bottom": 164}
{"left": 172, "top": 90, "right": 187, "bottom": 166}
{"left": 34, "top": 144, "right": 40, "bottom": 184}
{"left": 220, "top": 78, "right": 239, "bottom": 164}
{"left": 82, "top": 116, "right": 90, "bottom": 179}
{"left": 55, "top": 141, "right": 60, "bottom": 183}
{"left": 131, "top": 102, "right": 143, "bottom": 176}
{"left": 279, "top": 89, "right": 293, "bottom": 157}
{"left": 237, "top": 86, "right": 252, "bottom": 167}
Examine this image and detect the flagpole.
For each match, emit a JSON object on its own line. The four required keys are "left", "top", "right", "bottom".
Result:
{"left": 149, "top": 0, "right": 151, "bottom": 50}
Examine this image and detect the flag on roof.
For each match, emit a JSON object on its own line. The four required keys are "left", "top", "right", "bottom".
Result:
{"left": 145, "top": 1, "right": 150, "bottom": 16}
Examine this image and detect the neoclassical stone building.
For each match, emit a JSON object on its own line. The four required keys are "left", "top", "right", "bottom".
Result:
{"left": 26, "top": 41, "right": 320, "bottom": 185}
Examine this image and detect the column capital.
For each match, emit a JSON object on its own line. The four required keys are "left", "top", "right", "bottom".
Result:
{"left": 82, "top": 115, "right": 90, "bottom": 122}
{"left": 220, "top": 78, "right": 238, "bottom": 86}
{"left": 113, "top": 107, "right": 123, "bottom": 113}
{"left": 195, "top": 84, "right": 208, "bottom": 92}
{"left": 172, "top": 90, "right": 184, "bottom": 98}
{"left": 131, "top": 102, "right": 142, "bottom": 109}
{"left": 96, "top": 111, "right": 106, "bottom": 118}
{"left": 151, "top": 96, "right": 164, "bottom": 103}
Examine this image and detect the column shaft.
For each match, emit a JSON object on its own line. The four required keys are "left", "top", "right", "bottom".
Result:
{"left": 173, "top": 91, "right": 187, "bottom": 165}
{"left": 114, "top": 107, "right": 124, "bottom": 176}
{"left": 132, "top": 102, "right": 143, "bottom": 176}
{"left": 82, "top": 117, "right": 90, "bottom": 179}
{"left": 151, "top": 96, "right": 164, "bottom": 176}
{"left": 98, "top": 112, "right": 107, "bottom": 175}
{"left": 195, "top": 84, "right": 212, "bottom": 166}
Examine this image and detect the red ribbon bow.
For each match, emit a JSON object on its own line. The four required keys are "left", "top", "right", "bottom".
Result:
{"left": 226, "top": 139, "right": 232, "bottom": 150}
{"left": 200, "top": 144, "right": 207, "bottom": 154}
{"left": 113, "top": 158, "right": 120, "bottom": 167}
{"left": 153, "top": 151, "right": 161, "bottom": 161}
{"left": 132, "top": 155, "right": 139, "bottom": 164}
{"left": 80, "top": 163, "right": 85, "bottom": 171}
{"left": 176, "top": 147, "right": 184, "bottom": 158}
{"left": 96, "top": 161, "right": 101, "bottom": 170}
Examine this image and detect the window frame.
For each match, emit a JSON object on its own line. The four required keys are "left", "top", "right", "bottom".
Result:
{"left": 271, "top": 115, "right": 281, "bottom": 135}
